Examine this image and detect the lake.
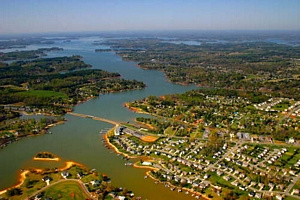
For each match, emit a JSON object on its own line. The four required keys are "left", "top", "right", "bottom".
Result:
{"left": 0, "top": 36, "right": 198, "bottom": 200}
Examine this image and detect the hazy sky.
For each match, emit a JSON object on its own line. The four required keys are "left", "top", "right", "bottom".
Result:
{"left": 1, "top": 0, "right": 300, "bottom": 34}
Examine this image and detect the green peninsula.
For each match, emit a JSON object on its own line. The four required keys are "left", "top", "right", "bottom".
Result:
{"left": 0, "top": 55, "right": 145, "bottom": 147}
{"left": 0, "top": 47, "right": 63, "bottom": 61}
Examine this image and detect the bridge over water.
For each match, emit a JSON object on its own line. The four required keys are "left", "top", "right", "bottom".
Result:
{"left": 68, "top": 112, "right": 119, "bottom": 125}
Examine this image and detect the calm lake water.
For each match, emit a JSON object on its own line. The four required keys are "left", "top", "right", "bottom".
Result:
{"left": 0, "top": 37, "right": 198, "bottom": 200}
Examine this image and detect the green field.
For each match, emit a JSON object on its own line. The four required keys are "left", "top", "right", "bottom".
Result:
{"left": 16, "top": 90, "right": 68, "bottom": 99}
{"left": 43, "top": 180, "right": 90, "bottom": 200}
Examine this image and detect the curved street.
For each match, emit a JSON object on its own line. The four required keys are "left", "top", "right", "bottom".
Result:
{"left": 25, "top": 179, "right": 96, "bottom": 200}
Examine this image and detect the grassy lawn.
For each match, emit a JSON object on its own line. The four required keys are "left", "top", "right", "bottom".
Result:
{"left": 271, "top": 100, "right": 292, "bottom": 111}
{"left": 43, "top": 180, "right": 90, "bottom": 200}
{"left": 105, "top": 196, "right": 114, "bottom": 200}
{"left": 164, "top": 126, "right": 176, "bottom": 136}
{"left": 16, "top": 90, "right": 68, "bottom": 99}
{"left": 284, "top": 197, "right": 299, "bottom": 200}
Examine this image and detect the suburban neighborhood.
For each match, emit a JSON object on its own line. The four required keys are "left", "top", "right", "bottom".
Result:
{"left": 108, "top": 124, "right": 300, "bottom": 200}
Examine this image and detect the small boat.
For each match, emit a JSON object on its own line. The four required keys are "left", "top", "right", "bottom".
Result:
{"left": 125, "top": 162, "right": 132, "bottom": 166}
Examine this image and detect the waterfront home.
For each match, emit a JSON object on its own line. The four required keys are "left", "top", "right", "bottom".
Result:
{"left": 91, "top": 180, "right": 101, "bottom": 187}
{"left": 61, "top": 171, "right": 69, "bottom": 179}
{"left": 35, "top": 193, "right": 43, "bottom": 200}
{"left": 142, "top": 161, "right": 152, "bottom": 166}
{"left": 77, "top": 172, "right": 84, "bottom": 179}
{"left": 114, "top": 126, "right": 124, "bottom": 136}
{"left": 42, "top": 176, "right": 53, "bottom": 185}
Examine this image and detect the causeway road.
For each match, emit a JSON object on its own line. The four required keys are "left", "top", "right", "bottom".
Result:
{"left": 68, "top": 112, "right": 119, "bottom": 125}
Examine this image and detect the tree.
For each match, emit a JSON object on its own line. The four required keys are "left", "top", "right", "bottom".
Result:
{"left": 7, "top": 188, "right": 22, "bottom": 196}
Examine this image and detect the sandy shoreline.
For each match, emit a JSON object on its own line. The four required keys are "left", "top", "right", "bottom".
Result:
{"left": 0, "top": 170, "right": 29, "bottom": 195}
{"left": 33, "top": 157, "right": 60, "bottom": 161}
{"left": 132, "top": 163, "right": 159, "bottom": 172}
{"left": 123, "top": 102, "right": 148, "bottom": 115}
{"left": 103, "top": 129, "right": 137, "bottom": 159}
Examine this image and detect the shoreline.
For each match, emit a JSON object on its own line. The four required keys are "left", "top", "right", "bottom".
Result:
{"left": 104, "top": 129, "right": 210, "bottom": 200}
{"left": 33, "top": 157, "right": 60, "bottom": 161}
{"left": 135, "top": 63, "right": 191, "bottom": 86}
{"left": 103, "top": 129, "right": 137, "bottom": 159}
{"left": 0, "top": 161, "right": 83, "bottom": 195}
{"left": 75, "top": 85, "right": 146, "bottom": 107}
{"left": 0, "top": 120, "right": 66, "bottom": 149}
{"left": 132, "top": 162, "right": 159, "bottom": 171}
{"left": 123, "top": 102, "right": 149, "bottom": 115}
{"left": 0, "top": 170, "right": 29, "bottom": 195}
{"left": 145, "top": 171, "right": 210, "bottom": 200}
{"left": 124, "top": 102, "right": 196, "bottom": 128}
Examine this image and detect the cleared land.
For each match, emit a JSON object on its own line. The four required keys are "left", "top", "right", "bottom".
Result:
{"left": 42, "top": 180, "right": 91, "bottom": 200}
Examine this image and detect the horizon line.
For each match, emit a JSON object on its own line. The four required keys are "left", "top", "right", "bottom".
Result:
{"left": 1, "top": 29, "right": 300, "bottom": 36}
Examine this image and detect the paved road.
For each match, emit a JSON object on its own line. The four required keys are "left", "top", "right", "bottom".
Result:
{"left": 286, "top": 173, "right": 300, "bottom": 195}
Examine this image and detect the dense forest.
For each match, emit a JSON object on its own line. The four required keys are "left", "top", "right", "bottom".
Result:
{"left": 0, "top": 56, "right": 145, "bottom": 114}
{"left": 0, "top": 47, "right": 63, "bottom": 61}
